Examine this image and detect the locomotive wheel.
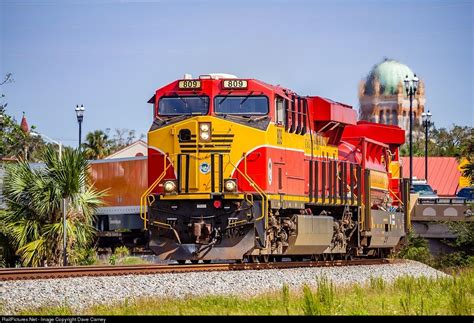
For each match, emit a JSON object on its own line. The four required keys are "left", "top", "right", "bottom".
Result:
{"left": 248, "top": 255, "right": 259, "bottom": 263}
{"left": 260, "top": 255, "right": 270, "bottom": 263}
{"left": 177, "top": 260, "right": 186, "bottom": 265}
{"left": 344, "top": 249, "right": 354, "bottom": 261}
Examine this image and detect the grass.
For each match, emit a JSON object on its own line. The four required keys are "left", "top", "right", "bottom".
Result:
{"left": 14, "top": 267, "right": 473, "bottom": 316}
{"left": 91, "top": 246, "right": 151, "bottom": 266}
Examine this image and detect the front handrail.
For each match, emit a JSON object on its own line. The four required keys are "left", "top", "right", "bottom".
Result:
{"left": 140, "top": 156, "right": 172, "bottom": 229}
{"left": 389, "top": 188, "right": 404, "bottom": 207}
{"left": 140, "top": 152, "right": 269, "bottom": 231}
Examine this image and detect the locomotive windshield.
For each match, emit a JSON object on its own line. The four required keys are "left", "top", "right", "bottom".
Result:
{"left": 214, "top": 96, "right": 268, "bottom": 115}
{"left": 158, "top": 96, "right": 209, "bottom": 115}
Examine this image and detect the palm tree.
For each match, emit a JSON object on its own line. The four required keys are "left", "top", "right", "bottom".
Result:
{"left": 83, "top": 130, "right": 110, "bottom": 160}
{"left": 461, "top": 163, "right": 473, "bottom": 186}
{"left": 0, "top": 146, "right": 107, "bottom": 266}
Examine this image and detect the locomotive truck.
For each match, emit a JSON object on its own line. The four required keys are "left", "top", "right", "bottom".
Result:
{"left": 137, "top": 73, "right": 409, "bottom": 263}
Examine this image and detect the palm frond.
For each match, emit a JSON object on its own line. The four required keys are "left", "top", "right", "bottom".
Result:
{"left": 17, "top": 238, "right": 46, "bottom": 267}
{"left": 2, "top": 146, "right": 106, "bottom": 267}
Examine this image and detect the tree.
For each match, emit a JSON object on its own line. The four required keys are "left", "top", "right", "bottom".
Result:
{"left": 83, "top": 130, "right": 111, "bottom": 160}
{"left": 398, "top": 230, "right": 432, "bottom": 264}
{"left": 429, "top": 125, "right": 472, "bottom": 157}
{"left": 80, "top": 128, "right": 146, "bottom": 159}
{"left": 461, "top": 161, "right": 473, "bottom": 185}
{"left": 400, "top": 124, "right": 473, "bottom": 159}
{"left": 447, "top": 221, "right": 474, "bottom": 256}
{"left": 108, "top": 128, "right": 145, "bottom": 154}
{"left": 1, "top": 74, "right": 46, "bottom": 161}
{"left": 0, "top": 73, "right": 13, "bottom": 86}
{"left": 0, "top": 147, "right": 107, "bottom": 266}
{"left": 0, "top": 110, "right": 46, "bottom": 161}
{"left": 459, "top": 130, "right": 473, "bottom": 185}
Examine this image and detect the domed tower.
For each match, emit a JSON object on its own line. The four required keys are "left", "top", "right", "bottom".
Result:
{"left": 359, "top": 58, "right": 425, "bottom": 136}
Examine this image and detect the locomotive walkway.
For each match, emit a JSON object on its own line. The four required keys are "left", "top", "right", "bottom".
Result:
{"left": 0, "top": 258, "right": 392, "bottom": 281}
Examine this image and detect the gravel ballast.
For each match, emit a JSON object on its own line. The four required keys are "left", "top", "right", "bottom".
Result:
{"left": 0, "top": 260, "right": 447, "bottom": 314}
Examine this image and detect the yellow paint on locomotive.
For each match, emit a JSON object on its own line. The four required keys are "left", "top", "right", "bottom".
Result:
{"left": 148, "top": 116, "right": 339, "bottom": 198}
{"left": 370, "top": 170, "right": 389, "bottom": 191}
{"left": 389, "top": 161, "right": 401, "bottom": 179}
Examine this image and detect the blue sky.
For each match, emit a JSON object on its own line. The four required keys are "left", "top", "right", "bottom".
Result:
{"left": 1, "top": 0, "right": 472, "bottom": 148}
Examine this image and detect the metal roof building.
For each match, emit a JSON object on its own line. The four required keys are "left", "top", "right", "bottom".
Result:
{"left": 400, "top": 157, "right": 464, "bottom": 196}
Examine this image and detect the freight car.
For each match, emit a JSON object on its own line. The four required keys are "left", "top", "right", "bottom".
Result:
{"left": 141, "top": 74, "right": 409, "bottom": 263}
{"left": 90, "top": 156, "right": 148, "bottom": 249}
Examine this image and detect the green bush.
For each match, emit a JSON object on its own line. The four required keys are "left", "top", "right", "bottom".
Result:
{"left": 69, "top": 248, "right": 97, "bottom": 266}
{"left": 107, "top": 246, "right": 149, "bottom": 265}
{"left": 398, "top": 231, "right": 433, "bottom": 265}
{"left": 447, "top": 221, "right": 474, "bottom": 255}
{"left": 108, "top": 254, "right": 117, "bottom": 265}
{"left": 434, "top": 252, "right": 474, "bottom": 269}
{"left": 113, "top": 246, "right": 130, "bottom": 258}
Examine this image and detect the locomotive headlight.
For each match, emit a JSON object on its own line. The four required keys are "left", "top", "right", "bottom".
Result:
{"left": 200, "top": 131, "right": 210, "bottom": 141}
{"left": 163, "top": 180, "right": 177, "bottom": 193}
{"left": 200, "top": 123, "right": 210, "bottom": 132}
{"left": 224, "top": 179, "right": 237, "bottom": 192}
{"left": 199, "top": 122, "right": 211, "bottom": 141}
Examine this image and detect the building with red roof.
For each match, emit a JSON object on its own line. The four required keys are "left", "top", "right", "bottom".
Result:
{"left": 400, "top": 157, "right": 463, "bottom": 196}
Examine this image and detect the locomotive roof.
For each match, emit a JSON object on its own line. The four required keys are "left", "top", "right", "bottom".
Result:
{"left": 148, "top": 78, "right": 298, "bottom": 104}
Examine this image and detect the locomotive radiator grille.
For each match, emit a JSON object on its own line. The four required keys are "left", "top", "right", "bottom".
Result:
{"left": 176, "top": 153, "right": 227, "bottom": 193}
{"left": 180, "top": 133, "right": 234, "bottom": 154}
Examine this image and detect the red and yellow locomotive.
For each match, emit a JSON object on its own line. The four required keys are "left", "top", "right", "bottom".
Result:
{"left": 141, "top": 73, "right": 408, "bottom": 263}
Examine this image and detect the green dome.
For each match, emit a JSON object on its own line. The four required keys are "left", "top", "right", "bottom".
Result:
{"left": 365, "top": 59, "right": 415, "bottom": 95}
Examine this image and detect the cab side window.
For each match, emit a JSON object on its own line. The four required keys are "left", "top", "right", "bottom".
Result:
{"left": 275, "top": 96, "right": 286, "bottom": 126}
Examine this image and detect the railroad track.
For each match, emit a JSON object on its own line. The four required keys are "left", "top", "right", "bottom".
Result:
{"left": 0, "top": 258, "right": 394, "bottom": 281}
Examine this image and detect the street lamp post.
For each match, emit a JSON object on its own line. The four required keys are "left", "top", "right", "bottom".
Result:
{"left": 404, "top": 74, "right": 419, "bottom": 192}
{"left": 75, "top": 105, "right": 85, "bottom": 149}
{"left": 30, "top": 132, "right": 66, "bottom": 265}
{"left": 421, "top": 110, "right": 432, "bottom": 181}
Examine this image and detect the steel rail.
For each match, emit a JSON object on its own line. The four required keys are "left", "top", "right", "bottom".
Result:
{"left": 0, "top": 258, "right": 394, "bottom": 281}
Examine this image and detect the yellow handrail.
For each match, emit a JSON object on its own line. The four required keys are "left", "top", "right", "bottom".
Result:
{"left": 389, "top": 188, "right": 404, "bottom": 207}
{"left": 140, "top": 156, "right": 172, "bottom": 229}
{"left": 140, "top": 152, "right": 269, "bottom": 231}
